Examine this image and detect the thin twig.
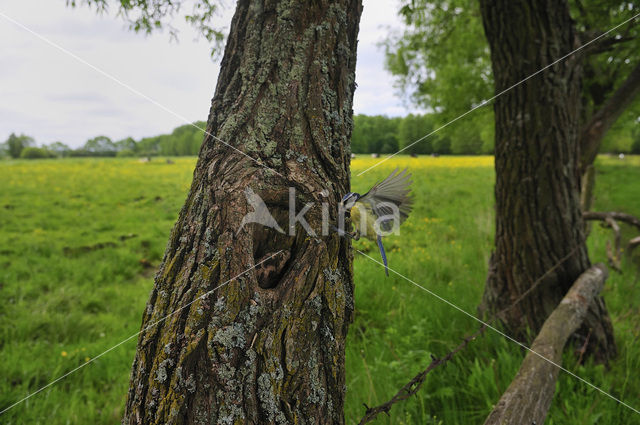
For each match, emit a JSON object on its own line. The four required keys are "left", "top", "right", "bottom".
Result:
{"left": 585, "top": 211, "right": 640, "bottom": 270}
{"left": 604, "top": 216, "right": 622, "bottom": 271}
{"left": 606, "top": 240, "right": 622, "bottom": 272}
{"left": 357, "top": 248, "right": 580, "bottom": 424}
{"left": 628, "top": 236, "right": 640, "bottom": 255}
{"left": 358, "top": 327, "right": 486, "bottom": 425}
{"left": 359, "top": 212, "right": 640, "bottom": 423}
{"left": 575, "top": 328, "right": 592, "bottom": 367}
{"left": 604, "top": 216, "right": 622, "bottom": 256}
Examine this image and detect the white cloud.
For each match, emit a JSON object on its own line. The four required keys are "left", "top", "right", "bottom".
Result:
{"left": 0, "top": 0, "right": 418, "bottom": 148}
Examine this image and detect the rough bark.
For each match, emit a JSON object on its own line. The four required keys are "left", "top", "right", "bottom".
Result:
{"left": 579, "top": 61, "right": 640, "bottom": 172}
{"left": 478, "top": 0, "right": 616, "bottom": 362}
{"left": 483, "top": 264, "right": 608, "bottom": 425}
{"left": 122, "top": 1, "right": 362, "bottom": 424}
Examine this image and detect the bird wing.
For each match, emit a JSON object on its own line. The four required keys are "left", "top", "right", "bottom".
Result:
{"left": 359, "top": 168, "right": 413, "bottom": 230}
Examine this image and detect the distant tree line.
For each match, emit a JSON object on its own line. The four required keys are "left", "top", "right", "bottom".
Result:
{"left": 1, "top": 116, "right": 639, "bottom": 159}
{"left": 352, "top": 113, "right": 490, "bottom": 154}
{"left": 351, "top": 114, "right": 640, "bottom": 155}
{"left": 0, "top": 122, "right": 207, "bottom": 159}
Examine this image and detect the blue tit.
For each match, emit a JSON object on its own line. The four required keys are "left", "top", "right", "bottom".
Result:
{"left": 340, "top": 168, "right": 413, "bottom": 276}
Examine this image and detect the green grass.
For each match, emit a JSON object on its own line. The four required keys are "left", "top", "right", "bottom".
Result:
{"left": 1, "top": 156, "right": 639, "bottom": 424}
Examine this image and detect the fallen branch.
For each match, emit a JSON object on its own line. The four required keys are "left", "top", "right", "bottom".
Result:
{"left": 583, "top": 211, "right": 640, "bottom": 231}
{"left": 357, "top": 214, "right": 629, "bottom": 424}
{"left": 483, "top": 264, "right": 608, "bottom": 425}
{"left": 357, "top": 248, "right": 579, "bottom": 424}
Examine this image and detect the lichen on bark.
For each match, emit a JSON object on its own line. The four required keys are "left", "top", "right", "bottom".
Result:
{"left": 122, "top": 1, "right": 363, "bottom": 424}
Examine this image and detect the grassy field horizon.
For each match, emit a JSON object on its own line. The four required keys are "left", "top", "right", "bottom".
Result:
{"left": 1, "top": 155, "right": 639, "bottom": 424}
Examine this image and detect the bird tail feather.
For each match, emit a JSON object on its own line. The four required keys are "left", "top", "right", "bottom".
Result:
{"left": 377, "top": 235, "right": 389, "bottom": 276}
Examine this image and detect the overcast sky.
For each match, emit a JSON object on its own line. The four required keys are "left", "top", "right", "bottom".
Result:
{"left": 0, "top": 1, "right": 416, "bottom": 148}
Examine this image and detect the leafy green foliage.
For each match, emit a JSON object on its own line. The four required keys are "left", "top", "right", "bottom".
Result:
{"left": 66, "top": 0, "right": 225, "bottom": 56}
{"left": 400, "top": 113, "right": 460, "bottom": 154}
{"left": 4, "top": 133, "right": 35, "bottom": 158}
{"left": 19, "top": 147, "right": 55, "bottom": 159}
{"left": 1, "top": 121, "right": 207, "bottom": 159}
{"left": 114, "top": 137, "right": 137, "bottom": 153}
{"left": 5, "top": 112, "right": 635, "bottom": 160}
{"left": 116, "top": 149, "right": 136, "bottom": 157}
{"left": 83, "top": 135, "right": 117, "bottom": 156}
{"left": 386, "top": 0, "right": 492, "bottom": 116}
{"left": 351, "top": 115, "right": 401, "bottom": 154}
{"left": 571, "top": 1, "right": 640, "bottom": 115}
{"left": 184, "top": 0, "right": 225, "bottom": 50}
{"left": 46, "top": 142, "right": 73, "bottom": 157}
{"left": 384, "top": 0, "right": 494, "bottom": 153}
{"left": 136, "top": 121, "right": 206, "bottom": 156}
{"left": 398, "top": 113, "right": 433, "bottom": 154}
{"left": 384, "top": 0, "right": 640, "bottom": 154}
{"left": 351, "top": 113, "right": 486, "bottom": 155}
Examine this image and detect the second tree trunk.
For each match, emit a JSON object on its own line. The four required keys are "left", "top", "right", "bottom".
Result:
{"left": 478, "top": 0, "right": 616, "bottom": 362}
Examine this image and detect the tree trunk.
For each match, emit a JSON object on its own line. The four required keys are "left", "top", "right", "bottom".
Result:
{"left": 122, "top": 1, "right": 362, "bottom": 423}
{"left": 477, "top": 0, "right": 616, "bottom": 362}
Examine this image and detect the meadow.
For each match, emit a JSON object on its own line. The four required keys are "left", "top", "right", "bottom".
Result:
{"left": 1, "top": 156, "right": 639, "bottom": 424}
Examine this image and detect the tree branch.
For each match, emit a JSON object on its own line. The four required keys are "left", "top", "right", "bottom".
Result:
{"left": 356, "top": 248, "right": 580, "bottom": 424}
{"left": 483, "top": 264, "right": 608, "bottom": 425}
{"left": 603, "top": 216, "right": 622, "bottom": 271}
{"left": 357, "top": 327, "right": 486, "bottom": 425}
{"left": 584, "top": 211, "right": 640, "bottom": 269}
{"left": 627, "top": 236, "right": 640, "bottom": 255}
{"left": 584, "top": 35, "right": 636, "bottom": 55}
{"left": 583, "top": 211, "right": 640, "bottom": 232}
{"left": 580, "top": 165, "right": 596, "bottom": 213}
{"left": 579, "top": 61, "right": 640, "bottom": 171}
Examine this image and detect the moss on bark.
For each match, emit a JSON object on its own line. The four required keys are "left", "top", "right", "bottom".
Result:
{"left": 122, "top": 1, "right": 363, "bottom": 423}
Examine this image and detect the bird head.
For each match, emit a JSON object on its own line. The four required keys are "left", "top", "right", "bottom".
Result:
{"left": 340, "top": 192, "right": 360, "bottom": 210}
